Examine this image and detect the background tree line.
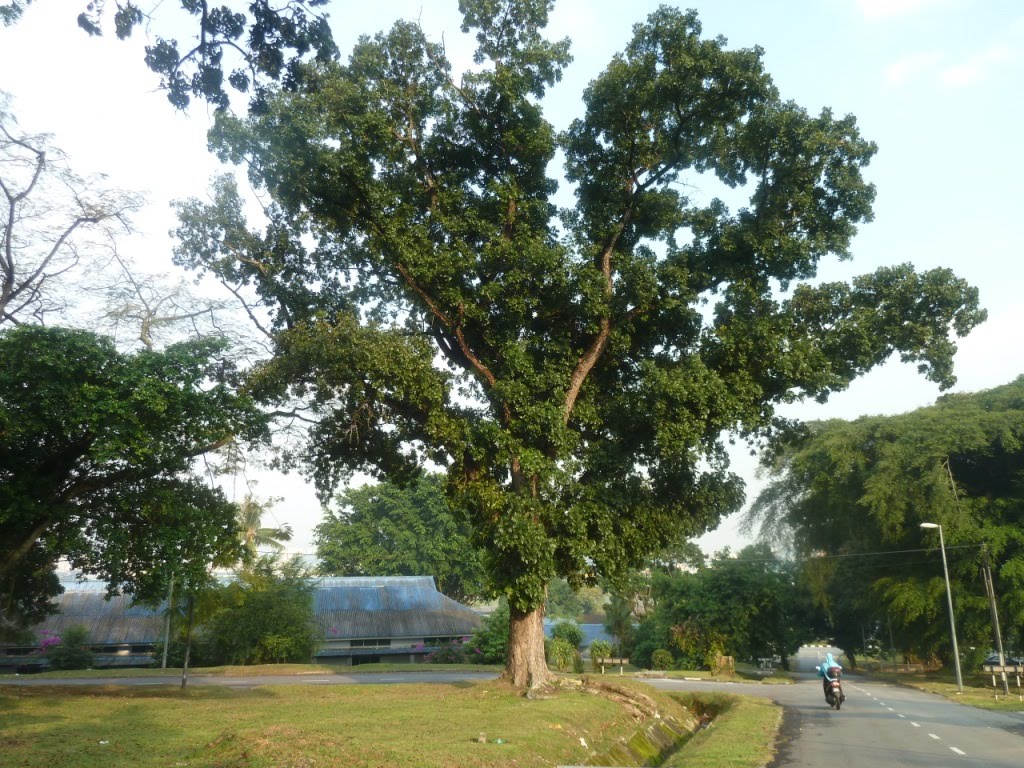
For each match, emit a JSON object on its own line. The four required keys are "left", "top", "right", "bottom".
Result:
{"left": 745, "top": 377, "right": 1024, "bottom": 666}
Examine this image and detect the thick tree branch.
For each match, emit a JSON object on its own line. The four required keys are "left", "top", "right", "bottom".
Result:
{"left": 395, "top": 261, "right": 498, "bottom": 389}
{"left": 562, "top": 205, "right": 635, "bottom": 424}
{"left": 0, "top": 517, "right": 52, "bottom": 577}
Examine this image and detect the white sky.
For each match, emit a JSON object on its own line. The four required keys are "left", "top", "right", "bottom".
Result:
{"left": 2, "top": 0, "right": 1022, "bottom": 558}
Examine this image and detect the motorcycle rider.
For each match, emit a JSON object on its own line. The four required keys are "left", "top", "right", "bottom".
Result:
{"left": 816, "top": 652, "right": 845, "bottom": 703}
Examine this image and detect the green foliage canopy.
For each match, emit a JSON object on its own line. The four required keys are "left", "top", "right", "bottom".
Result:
{"left": 746, "top": 377, "right": 1024, "bottom": 659}
{"left": 0, "top": 325, "right": 268, "bottom": 632}
{"left": 200, "top": 556, "right": 318, "bottom": 665}
{"left": 632, "top": 544, "right": 815, "bottom": 669}
{"left": 173, "top": 1, "right": 984, "bottom": 682}
{"left": 315, "top": 473, "right": 487, "bottom": 604}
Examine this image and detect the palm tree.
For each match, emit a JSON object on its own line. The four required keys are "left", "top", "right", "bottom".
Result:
{"left": 236, "top": 494, "right": 293, "bottom": 562}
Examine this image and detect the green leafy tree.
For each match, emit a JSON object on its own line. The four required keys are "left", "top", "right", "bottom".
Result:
{"left": 650, "top": 648, "right": 674, "bottom": 671}
{"left": 546, "top": 636, "right": 582, "bottom": 673}
{"left": 0, "top": 325, "right": 268, "bottom": 634}
{"left": 200, "top": 556, "right": 318, "bottom": 665}
{"left": 631, "top": 545, "right": 814, "bottom": 670}
{"left": 746, "top": 377, "right": 1024, "bottom": 663}
{"left": 174, "top": 2, "right": 983, "bottom": 688}
{"left": 315, "top": 474, "right": 487, "bottom": 604}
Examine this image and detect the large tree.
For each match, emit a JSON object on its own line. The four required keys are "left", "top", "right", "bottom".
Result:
{"left": 0, "top": 325, "right": 268, "bottom": 634}
{"left": 174, "top": 1, "right": 983, "bottom": 688}
{"left": 315, "top": 473, "right": 487, "bottom": 604}
{"left": 745, "top": 377, "right": 1024, "bottom": 663}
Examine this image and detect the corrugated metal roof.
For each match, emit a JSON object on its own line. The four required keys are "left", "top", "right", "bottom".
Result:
{"left": 5, "top": 576, "right": 480, "bottom": 648}
{"left": 314, "top": 576, "right": 481, "bottom": 640}
{"left": 30, "top": 589, "right": 166, "bottom": 645}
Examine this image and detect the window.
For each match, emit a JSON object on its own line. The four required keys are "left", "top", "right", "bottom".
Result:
{"left": 350, "top": 638, "right": 391, "bottom": 648}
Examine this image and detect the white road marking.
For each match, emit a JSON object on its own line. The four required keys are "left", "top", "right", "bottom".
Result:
{"left": 911, "top": 722, "right": 921, "bottom": 728}
{"left": 898, "top": 714, "right": 906, "bottom": 718}
{"left": 950, "top": 747, "right": 966, "bottom": 756}
{"left": 887, "top": 707, "right": 895, "bottom": 712}
{"left": 928, "top": 733, "right": 941, "bottom": 740}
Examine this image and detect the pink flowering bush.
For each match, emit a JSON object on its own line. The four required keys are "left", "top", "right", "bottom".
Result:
{"left": 37, "top": 630, "right": 62, "bottom": 652}
{"left": 39, "top": 625, "right": 94, "bottom": 670}
{"left": 427, "top": 638, "right": 467, "bottom": 664}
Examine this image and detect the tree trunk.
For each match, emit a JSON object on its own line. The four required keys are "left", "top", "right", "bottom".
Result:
{"left": 504, "top": 602, "right": 551, "bottom": 690}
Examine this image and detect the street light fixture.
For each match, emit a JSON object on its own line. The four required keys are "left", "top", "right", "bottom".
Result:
{"left": 920, "top": 522, "right": 964, "bottom": 693}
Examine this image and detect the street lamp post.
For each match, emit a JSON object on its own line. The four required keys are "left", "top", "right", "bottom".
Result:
{"left": 920, "top": 522, "right": 964, "bottom": 693}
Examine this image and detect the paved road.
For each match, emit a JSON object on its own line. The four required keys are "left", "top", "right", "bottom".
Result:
{"left": 645, "top": 668, "right": 1024, "bottom": 767}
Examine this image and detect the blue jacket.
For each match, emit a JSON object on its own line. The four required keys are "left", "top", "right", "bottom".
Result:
{"left": 817, "top": 652, "right": 842, "bottom": 680}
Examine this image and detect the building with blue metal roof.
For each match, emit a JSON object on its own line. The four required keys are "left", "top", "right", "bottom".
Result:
{"left": 1, "top": 575, "right": 482, "bottom": 671}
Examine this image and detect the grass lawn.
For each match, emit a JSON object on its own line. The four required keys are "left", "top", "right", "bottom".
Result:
{"left": 0, "top": 678, "right": 705, "bottom": 768}
{"left": 664, "top": 692, "right": 781, "bottom": 768}
{"left": 0, "top": 674, "right": 785, "bottom": 768}
{"left": 864, "top": 669, "right": 1024, "bottom": 713}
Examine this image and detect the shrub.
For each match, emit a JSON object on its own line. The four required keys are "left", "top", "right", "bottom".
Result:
{"left": 629, "top": 621, "right": 660, "bottom": 670}
{"left": 551, "top": 620, "right": 584, "bottom": 649}
{"left": 651, "top": 648, "right": 674, "bottom": 670}
{"left": 255, "top": 634, "right": 302, "bottom": 664}
{"left": 42, "top": 625, "right": 94, "bottom": 670}
{"left": 471, "top": 600, "right": 509, "bottom": 664}
{"left": 547, "top": 637, "right": 583, "bottom": 673}
{"left": 428, "top": 638, "right": 468, "bottom": 664}
{"left": 201, "top": 557, "right": 318, "bottom": 665}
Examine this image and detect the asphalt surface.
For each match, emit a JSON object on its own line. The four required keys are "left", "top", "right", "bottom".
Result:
{"left": 644, "top": 645, "right": 1024, "bottom": 768}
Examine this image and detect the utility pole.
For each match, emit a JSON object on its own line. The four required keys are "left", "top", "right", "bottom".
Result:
{"left": 981, "top": 545, "right": 1010, "bottom": 695}
{"left": 920, "top": 522, "right": 963, "bottom": 693}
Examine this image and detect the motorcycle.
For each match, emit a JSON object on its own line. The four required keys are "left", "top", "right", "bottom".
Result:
{"left": 823, "top": 666, "right": 844, "bottom": 710}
